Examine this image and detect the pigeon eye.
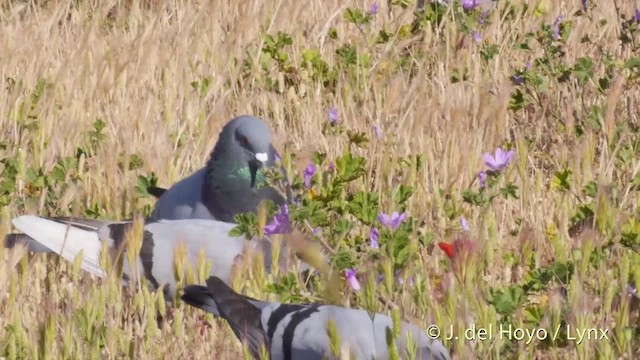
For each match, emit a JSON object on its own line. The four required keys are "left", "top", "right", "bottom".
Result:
{"left": 239, "top": 135, "right": 249, "bottom": 146}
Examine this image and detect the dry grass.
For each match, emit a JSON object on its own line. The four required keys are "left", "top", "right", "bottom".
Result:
{"left": 1, "top": 0, "right": 640, "bottom": 359}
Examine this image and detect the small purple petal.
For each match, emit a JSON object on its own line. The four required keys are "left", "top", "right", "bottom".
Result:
{"left": 460, "top": 217, "right": 469, "bottom": 232}
{"left": 378, "top": 212, "right": 391, "bottom": 228}
{"left": 370, "top": 227, "right": 379, "bottom": 249}
{"left": 394, "top": 269, "right": 414, "bottom": 287}
{"left": 378, "top": 211, "right": 407, "bottom": 230}
{"left": 328, "top": 161, "right": 336, "bottom": 172}
{"left": 635, "top": 9, "right": 640, "bottom": 23}
{"left": 303, "top": 161, "right": 316, "bottom": 188}
{"left": 472, "top": 30, "right": 481, "bottom": 43}
{"left": 369, "top": 2, "right": 378, "bottom": 15}
{"left": 397, "top": 276, "right": 414, "bottom": 286}
{"left": 483, "top": 147, "right": 515, "bottom": 172}
{"left": 478, "top": 171, "right": 487, "bottom": 189}
{"left": 479, "top": 10, "right": 489, "bottom": 25}
{"left": 263, "top": 204, "right": 292, "bottom": 235}
{"left": 512, "top": 74, "right": 524, "bottom": 85}
{"left": 461, "top": 0, "right": 479, "bottom": 11}
{"left": 552, "top": 16, "right": 563, "bottom": 40}
{"left": 373, "top": 124, "right": 382, "bottom": 140}
{"left": 327, "top": 107, "right": 339, "bottom": 125}
{"left": 581, "top": 0, "right": 587, "bottom": 11}
{"left": 391, "top": 212, "right": 407, "bottom": 230}
{"left": 345, "top": 269, "right": 360, "bottom": 291}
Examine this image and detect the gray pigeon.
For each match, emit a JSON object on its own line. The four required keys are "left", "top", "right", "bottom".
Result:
{"left": 181, "top": 276, "right": 452, "bottom": 360}
{"left": 5, "top": 115, "right": 291, "bottom": 253}
{"left": 10, "top": 215, "right": 307, "bottom": 300}
{"left": 150, "top": 115, "right": 289, "bottom": 223}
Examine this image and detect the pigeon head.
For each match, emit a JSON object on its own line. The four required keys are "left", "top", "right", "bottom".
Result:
{"left": 211, "top": 115, "right": 277, "bottom": 187}
{"left": 203, "top": 115, "right": 289, "bottom": 222}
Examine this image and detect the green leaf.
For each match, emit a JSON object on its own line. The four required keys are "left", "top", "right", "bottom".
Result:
{"left": 582, "top": 180, "right": 597, "bottom": 198}
{"left": 550, "top": 169, "right": 572, "bottom": 192}
{"left": 500, "top": 182, "right": 519, "bottom": 199}
{"left": 335, "top": 153, "right": 366, "bottom": 183}
{"left": 393, "top": 184, "right": 413, "bottom": 205}
{"left": 135, "top": 173, "right": 159, "bottom": 197}
{"left": 488, "top": 286, "right": 526, "bottom": 316}
{"left": 230, "top": 213, "right": 259, "bottom": 239}
{"left": 347, "top": 191, "right": 379, "bottom": 225}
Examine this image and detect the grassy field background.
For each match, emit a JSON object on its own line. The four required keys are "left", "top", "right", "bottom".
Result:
{"left": 1, "top": 0, "right": 640, "bottom": 359}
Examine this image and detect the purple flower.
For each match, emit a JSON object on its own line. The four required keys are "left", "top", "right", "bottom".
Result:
{"left": 634, "top": 9, "right": 640, "bottom": 23}
{"left": 345, "top": 269, "right": 360, "bottom": 291}
{"left": 460, "top": 217, "right": 469, "bottom": 232}
{"left": 472, "top": 30, "right": 481, "bottom": 43}
{"left": 483, "top": 147, "right": 515, "bottom": 172}
{"left": 370, "top": 227, "right": 379, "bottom": 249}
{"left": 479, "top": 10, "right": 489, "bottom": 25}
{"left": 327, "top": 107, "right": 339, "bottom": 125}
{"left": 328, "top": 161, "right": 336, "bottom": 172}
{"left": 628, "top": 285, "right": 639, "bottom": 300}
{"left": 378, "top": 211, "right": 407, "bottom": 230}
{"left": 369, "top": 2, "right": 378, "bottom": 16}
{"left": 397, "top": 275, "right": 414, "bottom": 286}
{"left": 303, "top": 161, "right": 316, "bottom": 188}
{"left": 478, "top": 171, "right": 487, "bottom": 189}
{"left": 461, "top": 0, "right": 479, "bottom": 11}
{"left": 394, "top": 269, "right": 414, "bottom": 286}
{"left": 552, "top": 16, "right": 563, "bottom": 40}
{"left": 373, "top": 124, "right": 382, "bottom": 140}
{"left": 525, "top": 62, "right": 532, "bottom": 69}
{"left": 512, "top": 74, "right": 524, "bottom": 85}
{"left": 263, "top": 204, "right": 292, "bottom": 235}
{"left": 581, "top": 0, "right": 587, "bottom": 11}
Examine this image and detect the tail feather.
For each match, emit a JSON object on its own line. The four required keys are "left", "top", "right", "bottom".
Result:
{"left": 11, "top": 215, "right": 106, "bottom": 277}
{"left": 4, "top": 233, "right": 53, "bottom": 253}
{"left": 204, "top": 276, "right": 268, "bottom": 357}
{"left": 147, "top": 186, "right": 167, "bottom": 198}
{"left": 181, "top": 285, "right": 222, "bottom": 316}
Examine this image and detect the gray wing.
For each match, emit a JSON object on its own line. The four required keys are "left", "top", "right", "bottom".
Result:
{"left": 99, "top": 219, "right": 245, "bottom": 299}
{"left": 149, "top": 168, "right": 215, "bottom": 221}
{"left": 106, "top": 219, "right": 308, "bottom": 299}
{"left": 4, "top": 216, "right": 114, "bottom": 253}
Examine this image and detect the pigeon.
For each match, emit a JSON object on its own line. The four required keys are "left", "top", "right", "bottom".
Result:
{"left": 5, "top": 115, "right": 292, "bottom": 253}
{"left": 150, "top": 115, "right": 290, "bottom": 223}
{"left": 181, "top": 276, "right": 452, "bottom": 360}
{"left": 10, "top": 215, "right": 307, "bottom": 300}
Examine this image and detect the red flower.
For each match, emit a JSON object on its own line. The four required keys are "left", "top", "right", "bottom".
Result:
{"left": 438, "top": 238, "right": 475, "bottom": 259}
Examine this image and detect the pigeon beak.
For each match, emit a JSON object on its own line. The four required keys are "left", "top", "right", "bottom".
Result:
{"left": 255, "top": 152, "right": 268, "bottom": 164}
{"left": 249, "top": 153, "right": 268, "bottom": 188}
